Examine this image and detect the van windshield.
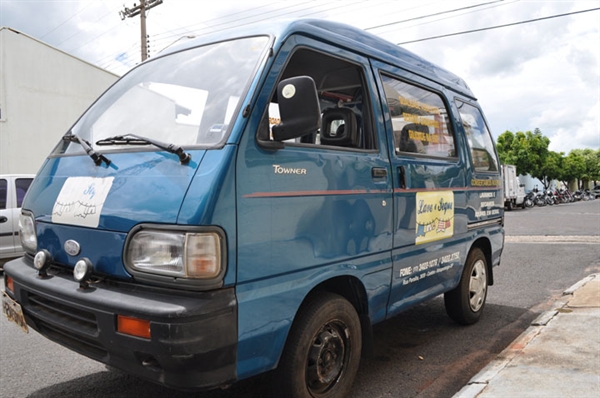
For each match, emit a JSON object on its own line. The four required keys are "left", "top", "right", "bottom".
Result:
{"left": 63, "top": 36, "right": 269, "bottom": 153}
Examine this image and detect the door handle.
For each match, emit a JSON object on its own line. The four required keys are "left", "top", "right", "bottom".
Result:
{"left": 398, "top": 166, "right": 407, "bottom": 189}
{"left": 371, "top": 167, "right": 388, "bottom": 179}
{"left": 0, "top": 216, "right": 7, "bottom": 223}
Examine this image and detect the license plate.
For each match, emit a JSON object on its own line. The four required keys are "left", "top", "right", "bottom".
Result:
{"left": 2, "top": 290, "right": 29, "bottom": 333}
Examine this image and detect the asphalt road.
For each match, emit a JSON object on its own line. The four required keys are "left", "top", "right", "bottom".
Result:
{"left": 1, "top": 200, "right": 599, "bottom": 398}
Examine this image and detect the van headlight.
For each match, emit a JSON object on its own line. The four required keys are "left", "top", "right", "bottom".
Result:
{"left": 19, "top": 212, "right": 37, "bottom": 254}
{"left": 126, "top": 227, "right": 224, "bottom": 280}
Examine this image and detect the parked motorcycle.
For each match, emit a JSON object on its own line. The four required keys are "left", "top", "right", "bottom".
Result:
{"left": 544, "top": 190, "right": 555, "bottom": 205}
{"left": 584, "top": 189, "right": 596, "bottom": 201}
{"left": 523, "top": 191, "right": 535, "bottom": 208}
{"left": 560, "top": 189, "right": 574, "bottom": 203}
{"left": 533, "top": 190, "right": 547, "bottom": 207}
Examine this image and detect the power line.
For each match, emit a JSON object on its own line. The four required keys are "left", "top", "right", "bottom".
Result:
{"left": 150, "top": 0, "right": 284, "bottom": 39}
{"left": 40, "top": 2, "right": 94, "bottom": 39}
{"left": 365, "top": 0, "right": 505, "bottom": 31}
{"left": 56, "top": 5, "right": 122, "bottom": 47}
{"left": 88, "top": 2, "right": 599, "bottom": 75}
{"left": 152, "top": 0, "right": 315, "bottom": 42}
{"left": 67, "top": 20, "right": 123, "bottom": 53}
{"left": 152, "top": 0, "right": 371, "bottom": 53}
{"left": 397, "top": 7, "right": 600, "bottom": 45}
{"left": 150, "top": 0, "right": 500, "bottom": 53}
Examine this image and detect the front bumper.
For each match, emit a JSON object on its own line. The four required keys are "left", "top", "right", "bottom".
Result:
{"left": 3, "top": 257, "right": 237, "bottom": 390}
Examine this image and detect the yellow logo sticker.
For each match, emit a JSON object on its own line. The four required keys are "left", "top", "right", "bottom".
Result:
{"left": 415, "top": 191, "right": 454, "bottom": 245}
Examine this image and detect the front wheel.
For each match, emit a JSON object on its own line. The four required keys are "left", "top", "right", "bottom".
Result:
{"left": 275, "top": 292, "right": 362, "bottom": 398}
{"left": 444, "top": 248, "right": 488, "bottom": 325}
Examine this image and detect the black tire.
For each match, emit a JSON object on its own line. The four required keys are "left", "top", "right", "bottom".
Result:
{"left": 444, "top": 248, "right": 488, "bottom": 325}
{"left": 274, "top": 292, "right": 362, "bottom": 398}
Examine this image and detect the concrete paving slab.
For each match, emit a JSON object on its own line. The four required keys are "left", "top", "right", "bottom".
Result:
{"left": 569, "top": 280, "right": 600, "bottom": 308}
{"left": 453, "top": 274, "right": 600, "bottom": 398}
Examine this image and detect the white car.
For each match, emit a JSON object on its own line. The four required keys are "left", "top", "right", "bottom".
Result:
{"left": 0, "top": 174, "right": 35, "bottom": 269}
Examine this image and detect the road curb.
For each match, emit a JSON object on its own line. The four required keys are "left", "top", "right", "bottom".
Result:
{"left": 452, "top": 274, "right": 598, "bottom": 398}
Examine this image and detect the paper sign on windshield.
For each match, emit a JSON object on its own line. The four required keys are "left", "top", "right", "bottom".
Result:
{"left": 52, "top": 177, "right": 114, "bottom": 228}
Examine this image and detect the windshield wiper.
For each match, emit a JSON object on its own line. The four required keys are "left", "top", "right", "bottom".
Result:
{"left": 96, "top": 134, "right": 191, "bottom": 164}
{"left": 63, "top": 133, "right": 111, "bottom": 166}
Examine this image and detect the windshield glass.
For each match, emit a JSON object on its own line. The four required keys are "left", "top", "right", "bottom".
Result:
{"left": 62, "top": 36, "right": 269, "bottom": 153}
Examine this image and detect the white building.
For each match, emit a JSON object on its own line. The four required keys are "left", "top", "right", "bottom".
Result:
{"left": 0, "top": 27, "right": 118, "bottom": 174}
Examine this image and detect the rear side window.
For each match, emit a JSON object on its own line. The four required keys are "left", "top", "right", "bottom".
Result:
{"left": 455, "top": 101, "right": 498, "bottom": 172}
{"left": 381, "top": 74, "right": 456, "bottom": 158}
{"left": 0, "top": 179, "right": 6, "bottom": 209}
{"left": 15, "top": 178, "right": 33, "bottom": 207}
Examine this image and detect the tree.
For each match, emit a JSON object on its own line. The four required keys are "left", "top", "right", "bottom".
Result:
{"left": 586, "top": 148, "right": 600, "bottom": 185}
{"left": 535, "top": 151, "right": 563, "bottom": 189}
{"left": 569, "top": 148, "right": 600, "bottom": 188}
{"left": 561, "top": 150, "right": 586, "bottom": 188}
{"left": 496, "top": 128, "right": 550, "bottom": 178}
{"left": 496, "top": 128, "right": 599, "bottom": 190}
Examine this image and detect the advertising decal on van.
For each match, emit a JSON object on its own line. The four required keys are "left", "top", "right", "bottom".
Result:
{"left": 415, "top": 191, "right": 454, "bottom": 244}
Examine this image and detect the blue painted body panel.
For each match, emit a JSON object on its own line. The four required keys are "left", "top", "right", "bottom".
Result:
{"left": 23, "top": 150, "right": 206, "bottom": 278}
{"left": 25, "top": 150, "right": 206, "bottom": 231}
{"left": 14, "top": 19, "right": 504, "bottom": 387}
{"left": 235, "top": 252, "right": 392, "bottom": 379}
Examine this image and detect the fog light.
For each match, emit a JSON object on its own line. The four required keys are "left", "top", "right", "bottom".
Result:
{"left": 73, "top": 258, "right": 93, "bottom": 289}
{"left": 34, "top": 250, "right": 52, "bottom": 277}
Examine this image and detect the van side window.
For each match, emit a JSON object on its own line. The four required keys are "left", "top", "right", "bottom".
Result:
{"left": 0, "top": 179, "right": 6, "bottom": 210}
{"left": 381, "top": 75, "right": 456, "bottom": 158}
{"left": 263, "top": 48, "right": 376, "bottom": 150}
{"left": 15, "top": 178, "right": 33, "bottom": 207}
{"left": 455, "top": 100, "right": 499, "bottom": 172}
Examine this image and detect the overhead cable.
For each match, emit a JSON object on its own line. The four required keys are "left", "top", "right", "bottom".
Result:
{"left": 365, "top": 0, "right": 505, "bottom": 31}
{"left": 398, "top": 7, "right": 600, "bottom": 45}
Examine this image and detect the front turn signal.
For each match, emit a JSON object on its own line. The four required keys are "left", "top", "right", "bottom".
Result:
{"left": 117, "top": 315, "right": 151, "bottom": 339}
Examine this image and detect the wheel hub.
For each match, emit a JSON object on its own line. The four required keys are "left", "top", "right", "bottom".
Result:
{"left": 469, "top": 259, "right": 487, "bottom": 312}
{"left": 307, "top": 323, "right": 347, "bottom": 394}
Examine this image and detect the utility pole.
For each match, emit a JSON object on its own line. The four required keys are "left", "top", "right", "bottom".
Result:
{"left": 119, "top": 0, "right": 163, "bottom": 62}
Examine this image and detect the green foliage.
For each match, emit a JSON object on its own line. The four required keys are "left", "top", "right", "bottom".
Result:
{"left": 568, "top": 148, "right": 600, "bottom": 187}
{"left": 536, "top": 151, "right": 563, "bottom": 189}
{"left": 496, "top": 128, "right": 549, "bottom": 177}
{"left": 495, "top": 129, "right": 599, "bottom": 188}
{"left": 561, "top": 151, "right": 586, "bottom": 185}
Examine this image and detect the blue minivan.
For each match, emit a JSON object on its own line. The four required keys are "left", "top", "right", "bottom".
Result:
{"left": 3, "top": 19, "right": 504, "bottom": 397}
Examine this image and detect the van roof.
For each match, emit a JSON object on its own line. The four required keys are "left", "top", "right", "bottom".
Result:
{"left": 161, "top": 19, "right": 475, "bottom": 99}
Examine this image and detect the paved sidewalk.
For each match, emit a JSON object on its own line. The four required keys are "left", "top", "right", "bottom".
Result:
{"left": 454, "top": 274, "right": 600, "bottom": 398}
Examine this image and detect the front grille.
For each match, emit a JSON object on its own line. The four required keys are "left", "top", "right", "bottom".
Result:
{"left": 35, "top": 318, "right": 108, "bottom": 359}
{"left": 27, "top": 293, "right": 98, "bottom": 335}
{"left": 23, "top": 291, "right": 107, "bottom": 360}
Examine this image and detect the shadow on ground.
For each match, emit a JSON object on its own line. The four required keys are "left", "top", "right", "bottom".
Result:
{"left": 25, "top": 298, "right": 536, "bottom": 398}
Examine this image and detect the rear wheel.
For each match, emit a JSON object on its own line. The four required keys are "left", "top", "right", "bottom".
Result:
{"left": 444, "top": 248, "right": 488, "bottom": 325}
{"left": 275, "top": 292, "right": 362, "bottom": 398}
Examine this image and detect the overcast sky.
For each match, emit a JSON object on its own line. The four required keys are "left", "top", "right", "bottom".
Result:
{"left": 1, "top": 0, "right": 599, "bottom": 153}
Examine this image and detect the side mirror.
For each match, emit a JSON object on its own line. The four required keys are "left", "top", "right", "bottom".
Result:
{"left": 272, "top": 76, "right": 321, "bottom": 142}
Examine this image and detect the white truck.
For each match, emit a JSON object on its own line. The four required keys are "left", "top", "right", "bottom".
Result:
{"left": 502, "top": 165, "right": 525, "bottom": 210}
{"left": 0, "top": 174, "right": 35, "bottom": 268}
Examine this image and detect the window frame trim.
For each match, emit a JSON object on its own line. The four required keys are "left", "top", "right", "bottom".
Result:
{"left": 454, "top": 98, "right": 500, "bottom": 174}
{"left": 379, "top": 71, "right": 460, "bottom": 162}
{"left": 259, "top": 42, "right": 380, "bottom": 154}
